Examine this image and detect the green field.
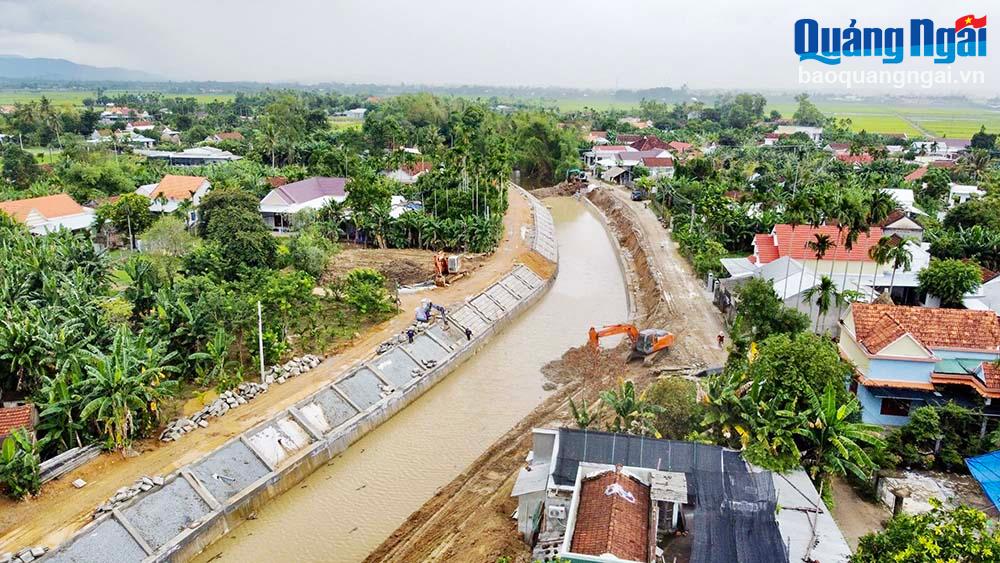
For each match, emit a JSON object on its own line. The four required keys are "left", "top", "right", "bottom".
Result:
{"left": 0, "top": 90, "right": 235, "bottom": 107}
{"left": 768, "top": 102, "right": 1000, "bottom": 138}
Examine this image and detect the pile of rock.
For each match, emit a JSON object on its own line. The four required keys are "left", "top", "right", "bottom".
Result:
{"left": 160, "top": 382, "right": 268, "bottom": 442}
{"left": 263, "top": 354, "right": 322, "bottom": 385}
{"left": 1, "top": 547, "right": 47, "bottom": 563}
{"left": 93, "top": 475, "right": 165, "bottom": 517}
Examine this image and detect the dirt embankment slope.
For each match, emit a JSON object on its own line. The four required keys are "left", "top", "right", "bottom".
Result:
{"left": 365, "top": 187, "right": 728, "bottom": 562}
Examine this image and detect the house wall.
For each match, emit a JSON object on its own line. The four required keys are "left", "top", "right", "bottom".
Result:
{"left": 857, "top": 385, "right": 913, "bottom": 426}
{"left": 838, "top": 335, "right": 870, "bottom": 374}
{"left": 867, "top": 357, "right": 933, "bottom": 383}
{"left": 880, "top": 335, "right": 931, "bottom": 359}
{"left": 783, "top": 295, "right": 842, "bottom": 336}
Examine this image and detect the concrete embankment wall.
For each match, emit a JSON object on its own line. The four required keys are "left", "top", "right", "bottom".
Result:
{"left": 42, "top": 188, "right": 557, "bottom": 563}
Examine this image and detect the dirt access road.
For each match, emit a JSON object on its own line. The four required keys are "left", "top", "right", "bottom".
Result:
{"left": 365, "top": 187, "right": 729, "bottom": 562}
{"left": 0, "top": 185, "right": 536, "bottom": 555}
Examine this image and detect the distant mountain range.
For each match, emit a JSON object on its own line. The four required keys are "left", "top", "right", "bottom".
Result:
{"left": 0, "top": 55, "right": 159, "bottom": 82}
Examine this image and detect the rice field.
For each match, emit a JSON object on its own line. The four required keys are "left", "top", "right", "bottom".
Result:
{"left": 768, "top": 102, "right": 1000, "bottom": 138}
{"left": 0, "top": 90, "right": 235, "bottom": 107}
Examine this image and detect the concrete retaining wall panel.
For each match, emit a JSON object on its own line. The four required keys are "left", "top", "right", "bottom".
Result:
{"left": 471, "top": 294, "right": 504, "bottom": 321}
{"left": 372, "top": 348, "right": 422, "bottom": 387}
{"left": 334, "top": 368, "right": 386, "bottom": 410}
{"left": 486, "top": 283, "right": 520, "bottom": 310}
{"left": 46, "top": 516, "right": 148, "bottom": 563}
{"left": 403, "top": 334, "right": 449, "bottom": 365}
{"left": 307, "top": 387, "right": 358, "bottom": 431}
{"left": 189, "top": 440, "right": 270, "bottom": 503}
{"left": 450, "top": 304, "right": 490, "bottom": 334}
{"left": 120, "top": 477, "right": 211, "bottom": 551}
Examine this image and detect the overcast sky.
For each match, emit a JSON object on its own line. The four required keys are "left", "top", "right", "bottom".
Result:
{"left": 0, "top": 0, "right": 996, "bottom": 93}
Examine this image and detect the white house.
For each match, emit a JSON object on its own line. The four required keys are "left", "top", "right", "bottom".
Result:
{"left": 911, "top": 138, "right": 969, "bottom": 160}
{"left": 0, "top": 193, "right": 96, "bottom": 235}
{"left": 135, "top": 175, "right": 211, "bottom": 224}
{"left": 774, "top": 125, "right": 823, "bottom": 144}
{"left": 948, "top": 182, "right": 985, "bottom": 207}
{"left": 343, "top": 108, "right": 367, "bottom": 120}
{"left": 259, "top": 176, "right": 348, "bottom": 232}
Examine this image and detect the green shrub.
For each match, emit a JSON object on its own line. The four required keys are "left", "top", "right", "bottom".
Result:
{"left": 340, "top": 268, "right": 395, "bottom": 315}
{"left": 0, "top": 430, "right": 41, "bottom": 500}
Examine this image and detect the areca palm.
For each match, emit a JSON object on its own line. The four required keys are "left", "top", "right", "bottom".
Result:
{"left": 802, "top": 275, "right": 843, "bottom": 333}
{"left": 797, "top": 384, "right": 884, "bottom": 499}
{"left": 77, "top": 327, "right": 178, "bottom": 451}
{"left": 869, "top": 236, "right": 913, "bottom": 299}
{"left": 801, "top": 234, "right": 835, "bottom": 311}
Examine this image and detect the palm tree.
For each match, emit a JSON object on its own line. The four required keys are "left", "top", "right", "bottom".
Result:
{"left": 78, "top": 327, "right": 178, "bottom": 452}
{"left": 856, "top": 190, "right": 897, "bottom": 290}
{"left": 801, "top": 233, "right": 835, "bottom": 310}
{"left": 884, "top": 241, "right": 913, "bottom": 298}
{"left": 961, "top": 149, "right": 993, "bottom": 181}
{"left": 802, "top": 275, "right": 844, "bottom": 333}
{"left": 599, "top": 378, "right": 664, "bottom": 437}
{"left": 797, "top": 384, "right": 885, "bottom": 499}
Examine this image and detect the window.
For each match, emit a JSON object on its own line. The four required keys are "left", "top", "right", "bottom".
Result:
{"left": 880, "top": 398, "right": 911, "bottom": 417}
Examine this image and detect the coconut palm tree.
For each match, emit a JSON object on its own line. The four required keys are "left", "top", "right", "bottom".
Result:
{"left": 856, "top": 190, "right": 898, "bottom": 290}
{"left": 802, "top": 275, "right": 844, "bottom": 333}
{"left": 961, "top": 149, "right": 993, "bottom": 181}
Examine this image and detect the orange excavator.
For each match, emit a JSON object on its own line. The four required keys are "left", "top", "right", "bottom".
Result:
{"left": 588, "top": 324, "right": 675, "bottom": 361}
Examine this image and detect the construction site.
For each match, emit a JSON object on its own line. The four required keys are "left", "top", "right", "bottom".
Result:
{"left": 2, "top": 181, "right": 734, "bottom": 563}
{"left": 360, "top": 183, "right": 731, "bottom": 563}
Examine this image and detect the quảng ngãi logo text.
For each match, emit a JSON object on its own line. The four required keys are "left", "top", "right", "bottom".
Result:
{"left": 794, "top": 15, "right": 986, "bottom": 65}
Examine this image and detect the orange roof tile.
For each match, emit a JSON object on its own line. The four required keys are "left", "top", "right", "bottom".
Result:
{"left": 630, "top": 136, "right": 671, "bottom": 152}
{"left": 851, "top": 303, "right": 1000, "bottom": 354}
{"left": 150, "top": 175, "right": 207, "bottom": 201}
{"left": 0, "top": 193, "right": 85, "bottom": 222}
{"left": 755, "top": 224, "right": 884, "bottom": 264}
{"left": 0, "top": 405, "right": 34, "bottom": 438}
{"left": 570, "top": 469, "right": 650, "bottom": 562}
{"left": 904, "top": 166, "right": 928, "bottom": 182}
{"left": 668, "top": 140, "right": 693, "bottom": 153}
{"left": 753, "top": 233, "right": 780, "bottom": 264}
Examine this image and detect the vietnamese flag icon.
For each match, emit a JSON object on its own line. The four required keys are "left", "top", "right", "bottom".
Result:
{"left": 955, "top": 14, "right": 987, "bottom": 31}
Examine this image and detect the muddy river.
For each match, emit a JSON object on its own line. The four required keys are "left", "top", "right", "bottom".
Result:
{"left": 194, "top": 197, "right": 628, "bottom": 563}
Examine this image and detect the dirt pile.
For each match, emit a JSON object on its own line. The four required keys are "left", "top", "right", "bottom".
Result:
{"left": 529, "top": 182, "right": 582, "bottom": 199}
{"left": 322, "top": 247, "right": 488, "bottom": 286}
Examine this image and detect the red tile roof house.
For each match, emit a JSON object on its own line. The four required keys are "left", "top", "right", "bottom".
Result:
{"left": 0, "top": 404, "right": 36, "bottom": 442}
{"left": 629, "top": 135, "right": 671, "bottom": 152}
{"left": 0, "top": 193, "right": 96, "bottom": 235}
{"left": 836, "top": 153, "right": 874, "bottom": 166}
{"left": 739, "top": 224, "right": 933, "bottom": 335}
{"left": 135, "top": 175, "right": 211, "bottom": 225}
{"left": 259, "top": 176, "right": 348, "bottom": 232}
{"left": 563, "top": 466, "right": 654, "bottom": 562}
{"left": 839, "top": 303, "right": 1000, "bottom": 426}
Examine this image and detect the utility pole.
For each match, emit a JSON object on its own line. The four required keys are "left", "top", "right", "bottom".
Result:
{"left": 127, "top": 213, "right": 134, "bottom": 251}
{"left": 257, "top": 301, "right": 265, "bottom": 383}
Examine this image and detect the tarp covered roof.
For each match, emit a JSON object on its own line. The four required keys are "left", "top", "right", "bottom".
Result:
{"left": 553, "top": 429, "right": 788, "bottom": 563}
{"left": 966, "top": 450, "right": 1000, "bottom": 513}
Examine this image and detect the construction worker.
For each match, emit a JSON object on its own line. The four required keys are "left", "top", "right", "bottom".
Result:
{"left": 406, "top": 328, "right": 415, "bottom": 344}
{"left": 465, "top": 327, "right": 472, "bottom": 341}
{"left": 717, "top": 332, "right": 725, "bottom": 349}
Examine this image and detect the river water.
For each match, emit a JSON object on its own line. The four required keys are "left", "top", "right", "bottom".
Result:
{"left": 194, "top": 197, "right": 628, "bottom": 563}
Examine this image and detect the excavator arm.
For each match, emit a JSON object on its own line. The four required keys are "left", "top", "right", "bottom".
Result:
{"left": 588, "top": 324, "right": 640, "bottom": 349}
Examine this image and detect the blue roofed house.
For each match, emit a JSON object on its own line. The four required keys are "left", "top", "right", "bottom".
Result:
{"left": 840, "top": 303, "right": 1000, "bottom": 426}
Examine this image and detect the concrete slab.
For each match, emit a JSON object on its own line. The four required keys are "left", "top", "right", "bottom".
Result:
{"left": 119, "top": 477, "right": 211, "bottom": 551}
{"left": 247, "top": 416, "right": 312, "bottom": 468}
{"left": 449, "top": 304, "right": 490, "bottom": 335}
{"left": 486, "top": 283, "right": 519, "bottom": 310}
{"left": 499, "top": 274, "right": 531, "bottom": 298}
{"left": 308, "top": 387, "right": 359, "bottom": 432}
{"left": 427, "top": 324, "right": 465, "bottom": 349}
{"left": 514, "top": 265, "right": 544, "bottom": 288}
{"left": 190, "top": 440, "right": 270, "bottom": 503}
{"left": 335, "top": 367, "right": 386, "bottom": 410}
{"left": 471, "top": 294, "right": 504, "bottom": 321}
{"left": 372, "top": 347, "right": 422, "bottom": 387}
{"left": 46, "top": 517, "right": 148, "bottom": 563}
{"left": 403, "top": 334, "right": 449, "bottom": 365}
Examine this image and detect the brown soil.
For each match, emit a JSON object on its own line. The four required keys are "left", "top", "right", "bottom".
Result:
{"left": 321, "top": 247, "right": 490, "bottom": 287}
{"left": 0, "top": 185, "right": 540, "bottom": 556}
{"left": 830, "top": 476, "right": 888, "bottom": 550}
{"left": 529, "top": 181, "right": 583, "bottom": 199}
{"left": 365, "top": 185, "right": 729, "bottom": 562}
